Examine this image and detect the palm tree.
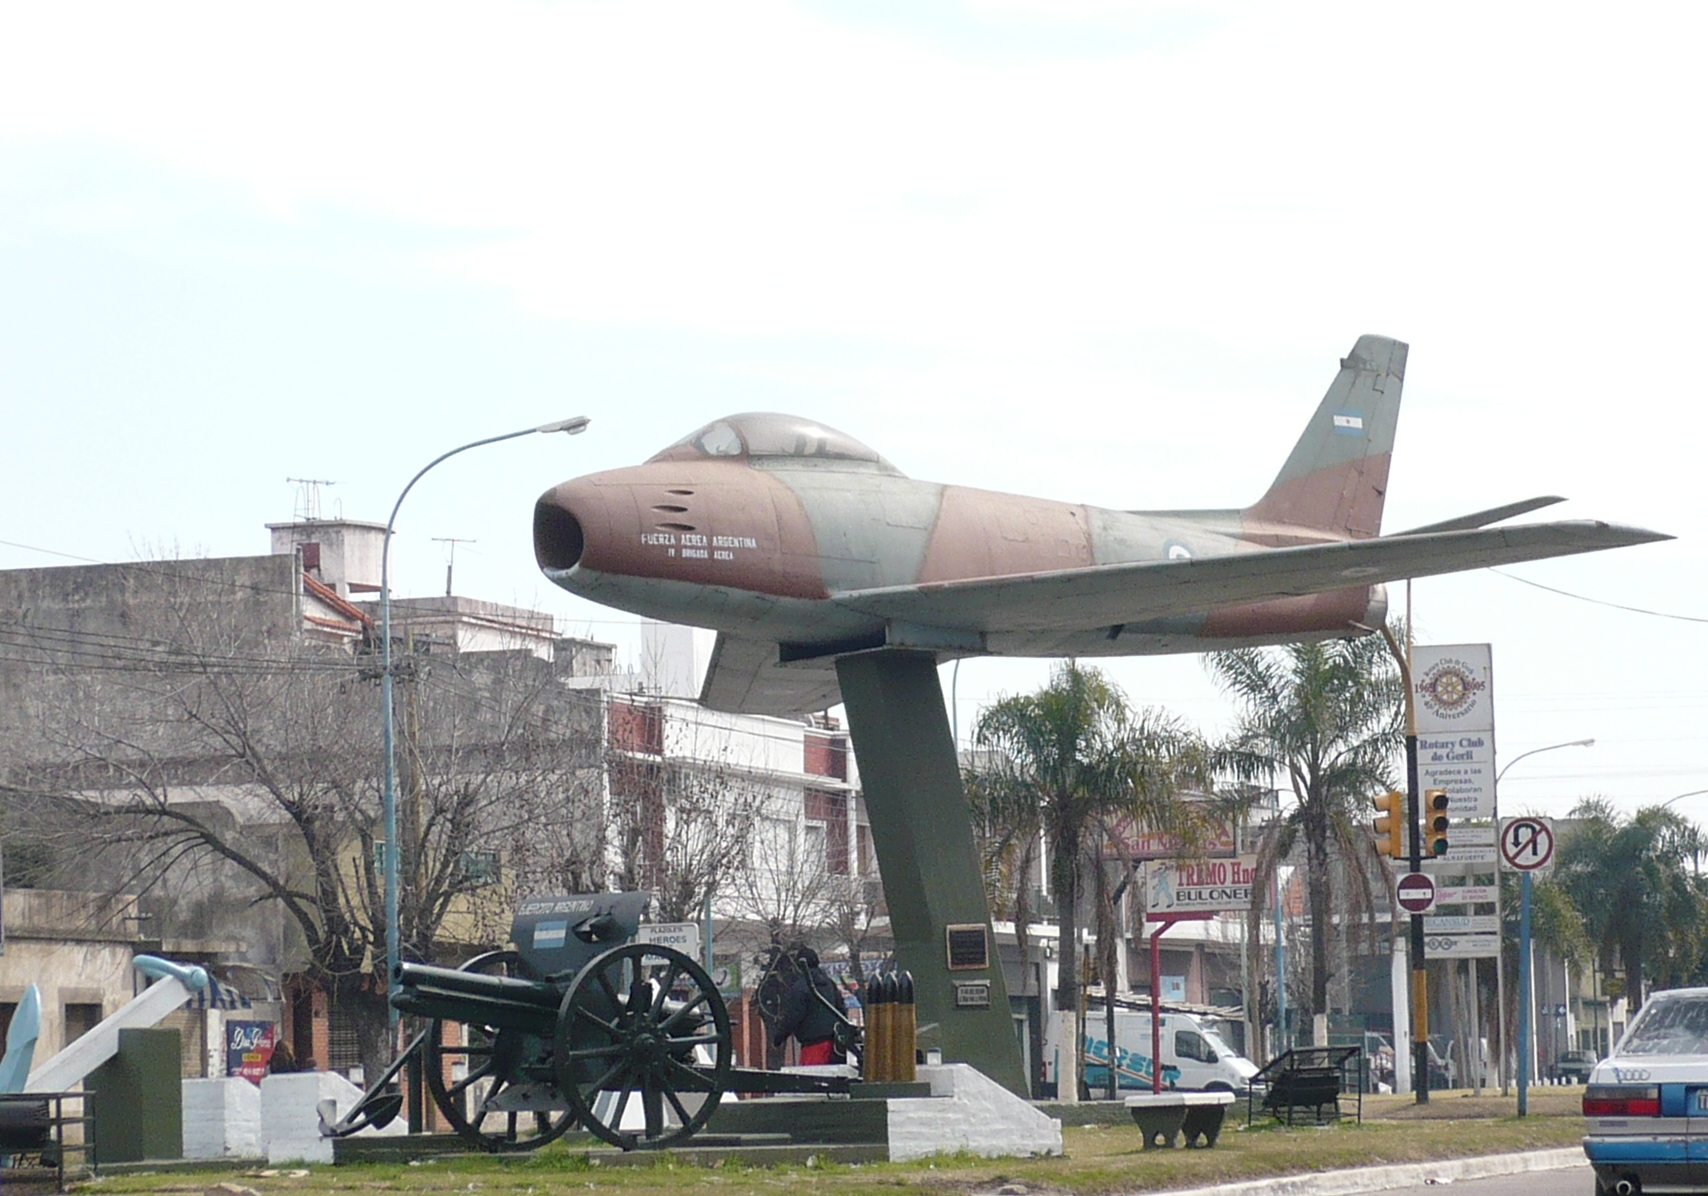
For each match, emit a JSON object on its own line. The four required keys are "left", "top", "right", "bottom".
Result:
{"left": 1209, "top": 631, "right": 1404, "bottom": 1041}
{"left": 1552, "top": 799, "right": 1708, "bottom": 1006}
{"left": 969, "top": 660, "right": 1210, "bottom": 1017}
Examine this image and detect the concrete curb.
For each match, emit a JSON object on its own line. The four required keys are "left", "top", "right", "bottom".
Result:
{"left": 1136, "top": 1146, "right": 1585, "bottom": 1196}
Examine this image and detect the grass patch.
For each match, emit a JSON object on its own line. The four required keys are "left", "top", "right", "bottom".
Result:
{"left": 77, "top": 1103, "right": 1586, "bottom": 1196}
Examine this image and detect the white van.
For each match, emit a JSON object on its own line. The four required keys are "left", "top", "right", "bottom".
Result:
{"left": 1044, "top": 1008, "right": 1260, "bottom": 1094}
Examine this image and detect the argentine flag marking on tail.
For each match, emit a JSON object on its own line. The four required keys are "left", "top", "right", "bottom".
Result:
{"left": 1332, "top": 411, "right": 1365, "bottom": 435}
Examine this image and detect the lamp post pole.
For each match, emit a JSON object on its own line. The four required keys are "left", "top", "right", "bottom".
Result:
{"left": 380, "top": 415, "right": 589, "bottom": 1029}
{"left": 1494, "top": 737, "right": 1592, "bottom": 1116}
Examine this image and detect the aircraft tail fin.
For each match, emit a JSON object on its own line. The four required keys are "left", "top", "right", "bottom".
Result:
{"left": 1244, "top": 335, "right": 1408, "bottom": 539}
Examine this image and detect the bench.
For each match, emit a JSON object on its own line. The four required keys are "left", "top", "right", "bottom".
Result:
{"left": 0, "top": 1092, "right": 90, "bottom": 1191}
{"left": 1124, "top": 1091, "right": 1236, "bottom": 1149}
{"left": 1249, "top": 1046, "right": 1361, "bottom": 1126}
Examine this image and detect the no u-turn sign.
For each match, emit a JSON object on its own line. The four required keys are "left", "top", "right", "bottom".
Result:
{"left": 1500, "top": 817, "right": 1555, "bottom": 871}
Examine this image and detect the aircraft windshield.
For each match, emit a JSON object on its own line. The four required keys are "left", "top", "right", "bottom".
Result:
{"left": 649, "top": 413, "right": 900, "bottom": 474}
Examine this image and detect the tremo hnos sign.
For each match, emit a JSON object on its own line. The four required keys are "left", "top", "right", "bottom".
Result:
{"left": 1144, "top": 856, "right": 1258, "bottom": 916}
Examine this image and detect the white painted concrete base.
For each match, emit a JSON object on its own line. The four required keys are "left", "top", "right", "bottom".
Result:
{"left": 887, "top": 1064, "right": 1062, "bottom": 1162}
{"left": 182, "top": 1077, "right": 262, "bottom": 1159}
{"left": 260, "top": 1072, "right": 406, "bottom": 1163}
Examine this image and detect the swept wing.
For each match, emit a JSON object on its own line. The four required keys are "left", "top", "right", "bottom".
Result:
{"left": 700, "top": 632, "right": 841, "bottom": 717}
{"left": 831, "top": 521, "right": 1669, "bottom": 634}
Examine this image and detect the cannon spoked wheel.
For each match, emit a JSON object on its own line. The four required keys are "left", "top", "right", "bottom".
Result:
{"left": 423, "top": 950, "right": 579, "bottom": 1152}
{"left": 555, "top": 943, "right": 733, "bottom": 1150}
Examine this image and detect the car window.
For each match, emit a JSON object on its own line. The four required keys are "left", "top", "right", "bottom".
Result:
{"left": 1176, "top": 1030, "right": 1213, "bottom": 1063}
{"left": 1201, "top": 1027, "right": 1236, "bottom": 1059}
{"left": 1621, "top": 995, "right": 1708, "bottom": 1056}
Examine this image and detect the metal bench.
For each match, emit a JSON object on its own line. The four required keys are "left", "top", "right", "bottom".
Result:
{"left": 1248, "top": 1046, "right": 1362, "bottom": 1126}
{"left": 0, "top": 1091, "right": 92, "bottom": 1191}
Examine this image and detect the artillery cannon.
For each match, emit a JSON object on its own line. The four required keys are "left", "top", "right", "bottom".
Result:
{"left": 334, "top": 893, "right": 897, "bottom": 1153}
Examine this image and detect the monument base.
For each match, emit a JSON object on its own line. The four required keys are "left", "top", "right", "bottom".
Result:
{"left": 707, "top": 1065, "right": 1060, "bottom": 1161}
{"left": 835, "top": 650, "right": 1029, "bottom": 1096}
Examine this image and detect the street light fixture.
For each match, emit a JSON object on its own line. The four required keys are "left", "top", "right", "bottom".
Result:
{"left": 1659, "top": 788, "right": 1708, "bottom": 809}
{"left": 379, "top": 416, "right": 590, "bottom": 1027}
{"left": 1496, "top": 738, "right": 1594, "bottom": 786}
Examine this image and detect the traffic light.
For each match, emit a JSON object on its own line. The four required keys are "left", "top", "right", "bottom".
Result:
{"left": 1422, "top": 789, "right": 1450, "bottom": 856}
{"left": 1371, "top": 790, "right": 1406, "bottom": 859}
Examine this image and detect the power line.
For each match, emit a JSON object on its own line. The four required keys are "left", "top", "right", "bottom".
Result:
{"left": 1490, "top": 568, "right": 1708, "bottom": 624}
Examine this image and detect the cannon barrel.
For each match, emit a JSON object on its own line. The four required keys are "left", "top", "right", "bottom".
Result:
{"left": 390, "top": 961, "right": 562, "bottom": 1034}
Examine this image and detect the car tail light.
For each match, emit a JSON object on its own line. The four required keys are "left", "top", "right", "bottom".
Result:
{"left": 1584, "top": 1085, "right": 1661, "bottom": 1116}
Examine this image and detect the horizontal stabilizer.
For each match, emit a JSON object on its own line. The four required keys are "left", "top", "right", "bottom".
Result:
{"left": 700, "top": 633, "right": 842, "bottom": 716}
{"left": 832, "top": 521, "right": 1671, "bottom": 635}
{"left": 1396, "top": 496, "right": 1567, "bottom": 536}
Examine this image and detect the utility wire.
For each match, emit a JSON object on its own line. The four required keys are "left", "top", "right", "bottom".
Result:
{"left": 1490, "top": 568, "right": 1708, "bottom": 624}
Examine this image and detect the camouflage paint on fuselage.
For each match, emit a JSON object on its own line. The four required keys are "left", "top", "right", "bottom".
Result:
{"left": 532, "top": 335, "right": 1666, "bottom": 715}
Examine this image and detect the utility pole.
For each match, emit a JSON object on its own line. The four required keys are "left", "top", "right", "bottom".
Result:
{"left": 1381, "top": 601, "right": 1429, "bottom": 1105}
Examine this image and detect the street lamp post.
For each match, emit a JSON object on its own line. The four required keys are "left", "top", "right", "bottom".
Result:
{"left": 1495, "top": 737, "right": 1593, "bottom": 1115}
{"left": 380, "top": 416, "right": 589, "bottom": 1029}
{"left": 1496, "top": 738, "right": 1595, "bottom": 786}
{"left": 1658, "top": 788, "right": 1708, "bottom": 809}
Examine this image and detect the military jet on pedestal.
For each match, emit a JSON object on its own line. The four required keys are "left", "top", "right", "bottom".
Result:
{"left": 533, "top": 335, "right": 1668, "bottom": 716}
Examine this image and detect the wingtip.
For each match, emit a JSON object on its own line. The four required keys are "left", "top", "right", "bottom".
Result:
{"left": 1614, "top": 523, "right": 1675, "bottom": 544}
{"left": 1564, "top": 520, "right": 1674, "bottom": 546}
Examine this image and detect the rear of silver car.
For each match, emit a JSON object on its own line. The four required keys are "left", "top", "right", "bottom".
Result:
{"left": 1582, "top": 988, "right": 1708, "bottom": 1195}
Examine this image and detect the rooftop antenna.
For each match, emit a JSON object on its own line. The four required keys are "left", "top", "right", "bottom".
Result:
{"left": 432, "top": 537, "right": 476, "bottom": 596}
{"left": 286, "top": 478, "right": 337, "bottom": 522}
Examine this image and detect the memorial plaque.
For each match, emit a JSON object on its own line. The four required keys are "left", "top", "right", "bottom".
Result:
{"left": 945, "top": 924, "right": 989, "bottom": 971}
{"left": 954, "top": 981, "right": 992, "bottom": 1008}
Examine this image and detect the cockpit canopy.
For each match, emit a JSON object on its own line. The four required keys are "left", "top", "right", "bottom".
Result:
{"left": 648, "top": 413, "right": 902, "bottom": 475}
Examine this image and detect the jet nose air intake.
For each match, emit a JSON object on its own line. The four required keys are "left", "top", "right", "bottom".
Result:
{"left": 533, "top": 493, "right": 584, "bottom": 571}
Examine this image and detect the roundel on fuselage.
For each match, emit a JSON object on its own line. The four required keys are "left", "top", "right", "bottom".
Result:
{"left": 647, "top": 413, "right": 904, "bottom": 476}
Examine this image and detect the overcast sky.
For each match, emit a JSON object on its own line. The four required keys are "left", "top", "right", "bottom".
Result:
{"left": 3, "top": 2, "right": 1704, "bottom": 821}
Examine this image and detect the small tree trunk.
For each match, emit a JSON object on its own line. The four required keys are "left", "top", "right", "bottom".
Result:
{"left": 1094, "top": 855, "right": 1119, "bottom": 1100}
{"left": 330, "top": 972, "right": 395, "bottom": 1087}
{"left": 1306, "top": 816, "right": 1332, "bottom": 1028}
{"left": 1055, "top": 829, "right": 1081, "bottom": 1013}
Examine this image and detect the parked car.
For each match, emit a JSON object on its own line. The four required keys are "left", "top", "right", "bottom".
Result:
{"left": 1582, "top": 987, "right": 1708, "bottom": 1195}
{"left": 1557, "top": 1049, "right": 1597, "bottom": 1084}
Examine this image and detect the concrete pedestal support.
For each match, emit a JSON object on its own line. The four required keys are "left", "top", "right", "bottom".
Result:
{"left": 835, "top": 650, "right": 1028, "bottom": 1097}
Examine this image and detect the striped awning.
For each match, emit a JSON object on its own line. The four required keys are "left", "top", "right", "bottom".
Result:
{"left": 184, "top": 978, "right": 253, "bottom": 1011}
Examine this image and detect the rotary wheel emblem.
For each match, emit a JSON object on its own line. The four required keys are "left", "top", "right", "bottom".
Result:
{"left": 1417, "top": 659, "right": 1485, "bottom": 719}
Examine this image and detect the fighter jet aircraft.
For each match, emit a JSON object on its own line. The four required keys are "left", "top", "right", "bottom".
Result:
{"left": 533, "top": 335, "right": 1668, "bottom": 716}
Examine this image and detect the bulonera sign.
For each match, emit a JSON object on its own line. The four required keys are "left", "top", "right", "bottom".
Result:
{"left": 1144, "top": 856, "right": 1257, "bottom": 916}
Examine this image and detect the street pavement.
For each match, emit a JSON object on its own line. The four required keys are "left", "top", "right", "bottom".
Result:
{"left": 1377, "top": 1163, "right": 1594, "bottom": 1196}
{"left": 1137, "top": 1147, "right": 1587, "bottom": 1196}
